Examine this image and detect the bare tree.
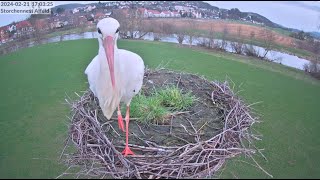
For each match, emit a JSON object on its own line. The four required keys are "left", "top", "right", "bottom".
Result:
{"left": 172, "top": 25, "right": 186, "bottom": 44}
{"left": 250, "top": 31, "right": 255, "bottom": 40}
{"left": 72, "top": 16, "right": 81, "bottom": 28}
{"left": 112, "top": 9, "right": 130, "bottom": 38}
{"left": 136, "top": 19, "right": 150, "bottom": 39}
{"left": 161, "top": 21, "right": 174, "bottom": 35}
{"left": 303, "top": 63, "right": 310, "bottom": 72}
{"left": 148, "top": 21, "right": 165, "bottom": 41}
{"left": 310, "top": 60, "right": 319, "bottom": 73}
{"left": 214, "top": 24, "right": 229, "bottom": 51}
{"left": 153, "top": 21, "right": 162, "bottom": 41}
{"left": 207, "top": 24, "right": 215, "bottom": 48}
{"left": 27, "top": 16, "right": 43, "bottom": 43}
{"left": 243, "top": 30, "right": 260, "bottom": 58}
{"left": 79, "top": 20, "right": 87, "bottom": 33}
{"left": 131, "top": 9, "right": 145, "bottom": 38}
{"left": 259, "top": 28, "right": 276, "bottom": 60}
{"left": 112, "top": 8, "right": 145, "bottom": 39}
{"left": 185, "top": 19, "right": 197, "bottom": 47}
{"left": 230, "top": 26, "right": 244, "bottom": 54}
{"left": 303, "top": 59, "right": 320, "bottom": 79}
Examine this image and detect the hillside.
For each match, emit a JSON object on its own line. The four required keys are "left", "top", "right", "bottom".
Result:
{"left": 52, "top": 3, "right": 87, "bottom": 11}
{"left": 51, "top": 1, "right": 282, "bottom": 29}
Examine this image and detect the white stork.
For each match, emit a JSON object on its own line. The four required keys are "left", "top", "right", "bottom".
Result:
{"left": 85, "top": 18, "right": 145, "bottom": 156}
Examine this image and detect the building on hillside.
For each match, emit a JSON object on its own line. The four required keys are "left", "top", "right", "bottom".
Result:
{"left": 147, "top": 9, "right": 160, "bottom": 18}
{"left": 73, "top": 8, "right": 79, "bottom": 14}
{"left": 15, "top": 20, "right": 33, "bottom": 37}
{"left": 171, "top": 11, "right": 181, "bottom": 18}
{"left": 0, "top": 26, "right": 9, "bottom": 43}
{"left": 161, "top": 11, "right": 171, "bottom": 17}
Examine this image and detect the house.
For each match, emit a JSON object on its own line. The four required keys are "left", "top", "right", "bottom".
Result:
{"left": 73, "top": 8, "right": 79, "bottom": 14}
{"left": 8, "top": 24, "right": 16, "bottom": 33}
{"left": 16, "top": 20, "right": 33, "bottom": 37}
{"left": 85, "top": 5, "right": 96, "bottom": 12}
{"left": 171, "top": 11, "right": 181, "bottom": 18}
{"left": 193, "top": 12, "right": 202, "bottom": 19}
{"left": 49, "top": 18, "right": 65, "bottom": 29}
{"left": 174, "top": 6, "right": 193, "bottom": 12}
{"left": 0, "top": 26, "right": 9, "bottom": 43}
{"left": 147, "top": 10, "right": 160, "bottom": 18}
{"left": 161, "top": 11, "right": 171, "bottom": 18}
{"left": 105, "top": 12, "right": 112, "bottom": 17}
{"left": 50, "top": 21, "right": 64, "bottom": 29}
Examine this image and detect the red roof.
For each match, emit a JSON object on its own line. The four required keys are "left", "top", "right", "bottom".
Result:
{"left": 95, "top": 12, "right": 104, "bottom": 18}
{"left": 0, "top": 25, "right": 8, "bottom": 32}
{"left": 16, "top": 20, "right": 31, "bottom": 29}
{"left": 162, "top": 11, "right": 171, "bottom": 14}
{"left": 147, "top": 10, "right": 160, "bottom": 14}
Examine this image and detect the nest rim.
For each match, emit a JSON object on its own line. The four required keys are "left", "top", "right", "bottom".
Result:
{"left": 58, "top": 68, "right": 271, "bottom": 179}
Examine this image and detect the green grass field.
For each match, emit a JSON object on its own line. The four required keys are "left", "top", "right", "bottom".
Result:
{"left": 0, "top": 39, "right": 320, "bottom": 178}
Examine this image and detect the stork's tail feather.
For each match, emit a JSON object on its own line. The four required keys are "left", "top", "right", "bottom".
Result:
{"left": 101, "top": 90, "right": 121, "bottom": 120}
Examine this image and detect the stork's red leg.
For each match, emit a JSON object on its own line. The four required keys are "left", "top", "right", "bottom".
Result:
{"left": 122, "top": 106, "right": 135, "bottom": 156}
{"left": 117, "top": 105, "right": 125, "bottom": 132}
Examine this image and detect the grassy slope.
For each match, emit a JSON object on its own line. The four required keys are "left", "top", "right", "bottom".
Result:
{"left": 0, "top": 39, "right": 319, "bottom": 178}
{"left": 222, "top": 19, "right": 292, "bottom": 36}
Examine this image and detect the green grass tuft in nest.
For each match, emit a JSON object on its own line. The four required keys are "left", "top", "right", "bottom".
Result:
{"left": 157, "top": 86, "right": 196, "bottom": 111}
{"left": 130, "top": 94, "right": 170, "bottom": 124}
{"left": 130, "top": 86, "right": 197, "bottom": 124}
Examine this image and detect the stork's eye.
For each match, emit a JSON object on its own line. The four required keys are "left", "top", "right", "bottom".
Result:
{"left": 98, "top": 28, "right": 102, "bottom": 34}
{"left": 115, "top": 28, "right": 119, "bottom": 33}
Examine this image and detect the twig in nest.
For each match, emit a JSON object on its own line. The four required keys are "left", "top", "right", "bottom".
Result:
{"left": 58, "top": 69, "right": 270, "bottom": 179}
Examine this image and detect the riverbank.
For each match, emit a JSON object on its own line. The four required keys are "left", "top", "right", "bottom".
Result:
{"left": 144, "top": 18, "right": 319, "bottom": 62}
{"left": 0, "top": 30, "right": 314, "bottom": 71}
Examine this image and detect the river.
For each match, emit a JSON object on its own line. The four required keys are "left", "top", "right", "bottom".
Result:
{"left": 3, "top": 31, "right": 312, "bottom": 70}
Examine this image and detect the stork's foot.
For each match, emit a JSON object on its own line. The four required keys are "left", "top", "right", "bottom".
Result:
{"left": 122, "top": 146, "right": 135, "bottom": 156}
{"left": 117, "top": 114, "right": 125, "bottom": 132}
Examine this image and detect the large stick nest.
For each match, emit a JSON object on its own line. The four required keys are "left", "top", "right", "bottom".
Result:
{"left": 58, "top": 69, "right": 271, "bottom": 179}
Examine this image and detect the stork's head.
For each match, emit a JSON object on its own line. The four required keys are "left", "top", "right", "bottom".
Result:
{"left": 97, "top": 17, "right": 120, "bottom": 89}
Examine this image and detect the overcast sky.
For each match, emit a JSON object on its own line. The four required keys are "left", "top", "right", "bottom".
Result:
{"left": 0, "top": 1, "right": 103, "bottom": 26}
{"left": 205, "top": 1, "right": 320, "bottom": 32}
{"left": 0, "top": 1, "right": 319, "bottom": 31}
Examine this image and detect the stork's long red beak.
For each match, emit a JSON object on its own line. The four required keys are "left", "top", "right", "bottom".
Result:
{"left": 103, "top": 36, "right": 115, "bottom": 89}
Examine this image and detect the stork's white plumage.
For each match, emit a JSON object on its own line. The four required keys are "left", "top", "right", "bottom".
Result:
{"left": 85, "top": 18, "right": 145, "bottom": 156}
